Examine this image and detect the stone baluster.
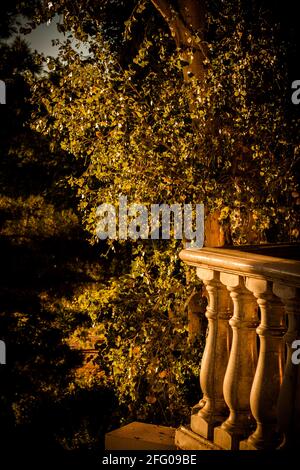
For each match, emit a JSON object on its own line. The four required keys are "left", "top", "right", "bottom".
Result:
{"left": 191, "top": 268, "right": 232, "bottom": 440}
{"left": 273, "top": 284, "right": 300, "bottom": 448}
{"left": 214, "top": 274, "right": 259, "bottom": 450}
{"left": 240, "top": 278, "right": 286, "bottom": 450}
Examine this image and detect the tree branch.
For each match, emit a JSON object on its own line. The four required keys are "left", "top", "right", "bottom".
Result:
{"left": 151, "top": 0, "right": 188, "bottom": 45}
{"left": 151, "top": 0, "right": 207, "bottom": 60}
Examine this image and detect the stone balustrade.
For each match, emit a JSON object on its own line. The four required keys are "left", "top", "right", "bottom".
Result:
{"left": 175, "top": 245, "right": 300, "bottom": 450}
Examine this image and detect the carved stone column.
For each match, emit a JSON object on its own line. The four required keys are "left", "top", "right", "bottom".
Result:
{"left": 240, "top": 278, "right": 286, "bottom": 450}
{"left": 273, "top": 284, "right": 300, "bottom": 449}
{"left": 214, "top": 274, "right": 259, "bottom": 450}
{"left": 191, "top": 268, "right": 232, "bottom": 440}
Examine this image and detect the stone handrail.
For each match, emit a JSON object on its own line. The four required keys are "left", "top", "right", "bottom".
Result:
{"left": 176, "top": 245, "right": 300, "bottom": 450}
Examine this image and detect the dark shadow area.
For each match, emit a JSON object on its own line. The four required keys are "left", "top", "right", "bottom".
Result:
{"left": 0, "top": 24, "right": 118, "bottom": 463}
{"left": 225, "top": 243, "right": 300, "bottom": 260}
{"left": 0, "top": 234, "right": 118, "bottom": 465}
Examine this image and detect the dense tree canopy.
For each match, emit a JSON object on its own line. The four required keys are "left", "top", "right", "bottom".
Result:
{"left": 27, "top": 0, "right": 300, "bottom": 428}
{"left": 28, "top": 0, "right": 300, "bottom": 243}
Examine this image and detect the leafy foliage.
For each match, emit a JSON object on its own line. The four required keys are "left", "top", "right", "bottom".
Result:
{"left": 26, "top": 0, "right": 300, "bottom": 434}
{"left": 29, "top": 26, "right": 205, "bottom": 425}
{"left": 30, "top": 3, "right": 300, "bottom": 243}
{"left": 0, "top": 27, "right": 115, "bottom": 463}
{"left": 64, "top": 240, "right": 203, "bottom": 424}
{"left": 1, "top": 0, "right": 300, "bottom": 461}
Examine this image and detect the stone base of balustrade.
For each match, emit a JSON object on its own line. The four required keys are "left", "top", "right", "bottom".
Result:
{"left": 214, "top": 425, "right": 244, "bottom": 450}
{"left": 239, "top": 439, "right": 259, "bottom": 450}
{"left": 175, "top": 426, "right": 222, "bottom": 450}
{"left": 239, "top": 435, "right": 281, "bottom": 450}
{"left": 190, "top": 413, "right": 217, "bottom": 441}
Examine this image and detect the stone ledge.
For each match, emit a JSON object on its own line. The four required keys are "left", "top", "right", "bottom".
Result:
{"left": 179, "top": 246, "right": 300, "bottom": 287}
{"left": 175, "top": 426, "right": 222, "bottom": 450}
{"left": 105, "top": 421, "right": 176, "bottom": 450}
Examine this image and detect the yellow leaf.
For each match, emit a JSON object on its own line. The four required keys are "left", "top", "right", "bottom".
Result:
{"left": 146, "top": 395, "right": 157, "bottom": 404}
{"left": 158, "top": 370, "right": 168, "bottom": 379}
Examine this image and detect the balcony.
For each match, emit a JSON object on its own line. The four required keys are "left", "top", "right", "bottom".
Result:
{"left": 176, "top": 244, "right": 300, "bottom": 450}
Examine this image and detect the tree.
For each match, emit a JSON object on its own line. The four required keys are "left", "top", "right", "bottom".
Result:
{"left": 150, "top": 0, "right": 300, "bottom": 244}
{"left": 29, "top": 0, "right": 300, "bottom": 244}
{"left": 24, "top": 0, "right": 299, "bottom": 433}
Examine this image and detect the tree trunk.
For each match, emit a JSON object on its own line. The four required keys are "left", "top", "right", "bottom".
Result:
{"left": 151, "top": 0, "right": 207, "bottom": 81}
{"left": 151, "top": 0, "right": 226, "bottom": 247}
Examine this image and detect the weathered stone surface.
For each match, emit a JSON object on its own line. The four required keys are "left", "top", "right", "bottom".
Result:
{"left": 191, "top": 269, "right": 231, "bottom": 440}
{"left": 175, "top": 426, "right": 222, "bottom": 450}
{"left": 105, "top": 422, "right": 176, "bottom": 450}
{"left": 214, "top": 275, "right": 258, "bottom": 450}
{"left": 178, "top": 245, "right": 300, "bottom": 451}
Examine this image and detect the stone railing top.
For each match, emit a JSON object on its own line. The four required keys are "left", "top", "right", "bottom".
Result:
{"left": 180, "top": 244, "right": 300, "bottom": 287}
